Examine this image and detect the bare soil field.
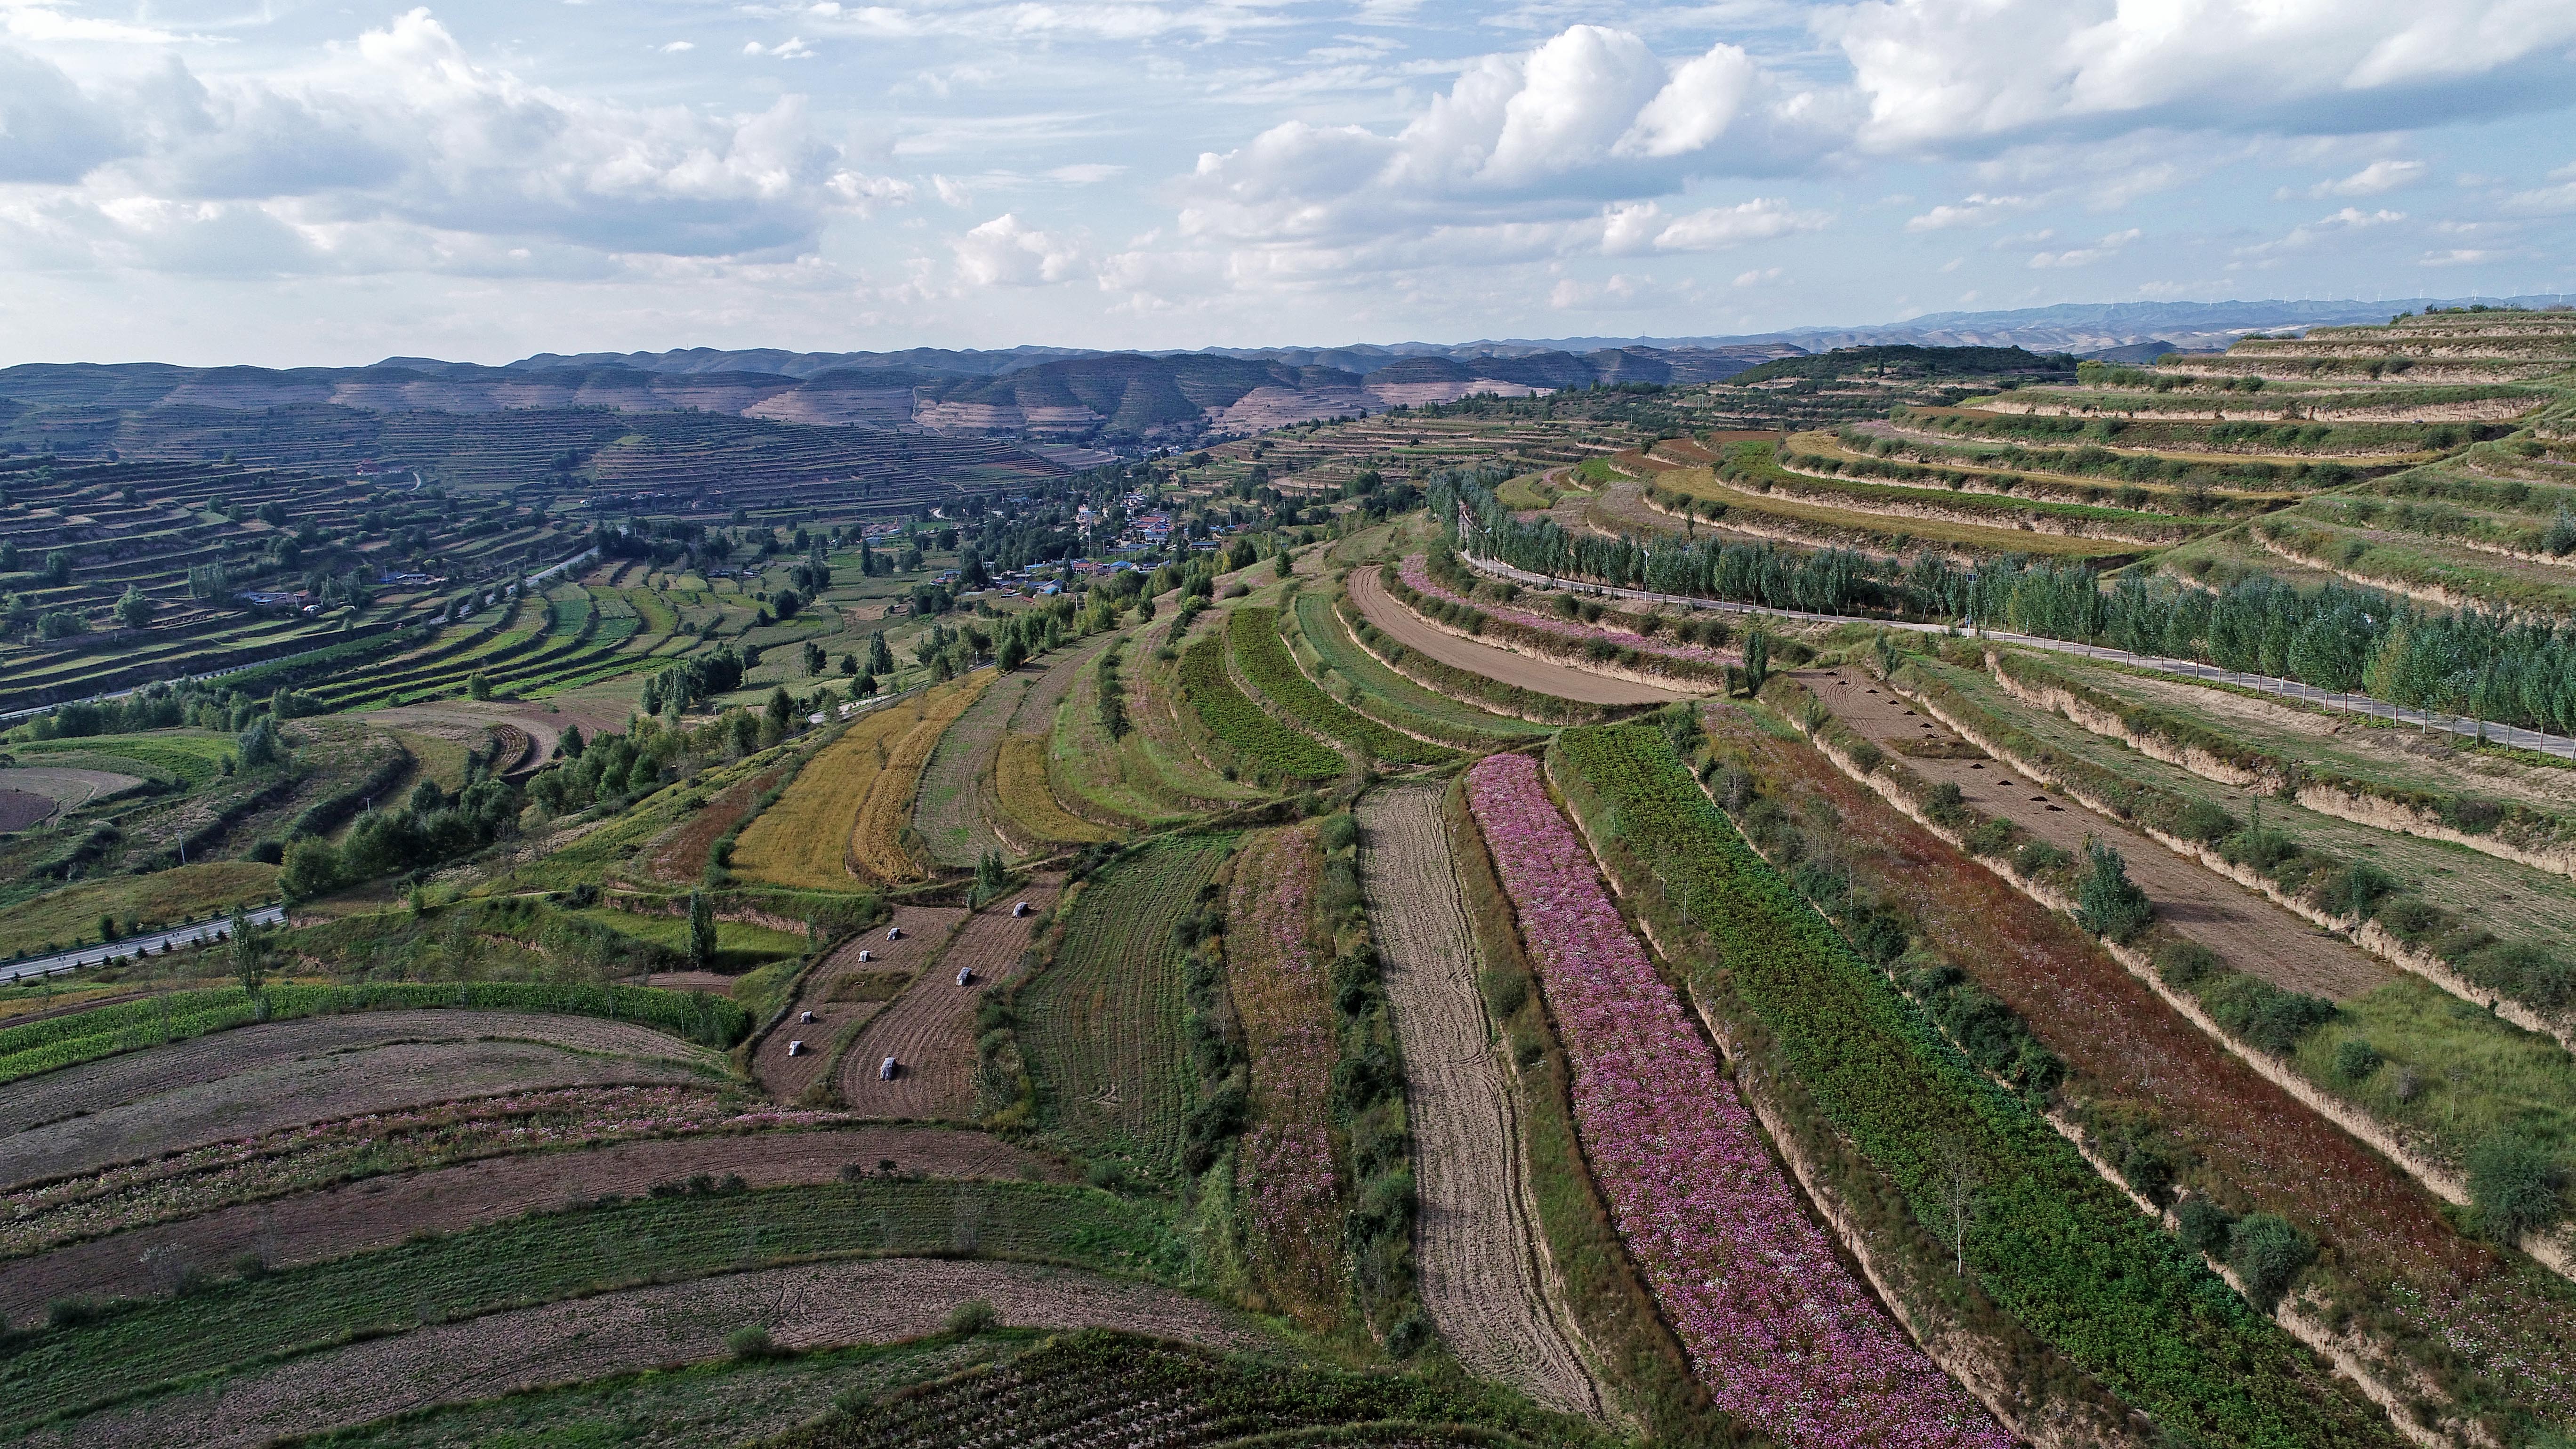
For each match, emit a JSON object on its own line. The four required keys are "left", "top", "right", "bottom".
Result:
{"left": 30, "top": 1257, "right": 1264, "bottom": 1449}
{"left": 0, "top": 765, "right": 142, "bottom": 809}
{"left": 1811, "top": 669, "right": 2396, "bottom": 1000}
{"left": 370, "top": 698, "right": 630, "bottom": 767}
{"left": 1, "top": 1126, "right": 1058, "bottom": 1320}
{"left": 2, "top": 1019, "right": 717, "bottom": 1190}
{"left": 1356, "top": 787, "right": 1600, "bottom": 1418}
{"left": 755, "top": 905, "right": 969, "bottom": 1103}
{"left": 1008, "top": 631, "right": 1121, "bottom": 733}
{"left": 838, "top": 886, "right": 1057, "bottom": 1119}
{"left": 1348, "top": 566, "right": 1685, "bottom": 705}
{"left": 0, "top": 789, "right": 53, "bottom": 832}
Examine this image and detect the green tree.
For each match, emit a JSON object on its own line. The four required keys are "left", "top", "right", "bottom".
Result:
{"left": 237, "top": 717, "right": 283, "bottom": 769}
{"left": 765, "top": 686, "right": 795, "bottom": 741}
{"left": 868, "top": 631, "right": 895, "bottom": 676}
{"left": 687, "top": 889, "right": 717, "bottom": 969}
{"left": 37, "top": 610, "right": 87, "bottom": 640}
{"left": 1741, "top": 628, "right": 1771, "bottom": 697}
{"left": 2226, "top": 1213, "right": 2316, "bottom": 1312}
{"left": 974, "top": 848, "right": 1008, "bottom": 904}
{"left": 229, "top": 913, "right": 274, "bottom": 996}
{"left": 114, "top": 586, "right": 154, "bottom": 629}
{"left": 2076, "top": 837, "right": 2154, "bottom": 943}
{"left": 43, "top": 549, "right": 73, "bottom": 586}
{"left": 467, "top": 672, "right": 493, "bottom": 701}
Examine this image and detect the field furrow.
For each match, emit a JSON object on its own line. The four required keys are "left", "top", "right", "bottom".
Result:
{"left": 1358, "top": 785, "right": 1599, "bottom": 1418}
{"left": 839, "top": 887, "right": 1056, "bottom": 1118}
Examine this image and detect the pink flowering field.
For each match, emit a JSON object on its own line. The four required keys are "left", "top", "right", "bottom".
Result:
{"left": 1400, "top": 556, "right": 1735, "bottom": 668}
{"left": 1466, "top": 753, "right": 2006, "bottom": 1448}
{"left": 1227, "top": 826, "right": 1344, "bottom": 1322}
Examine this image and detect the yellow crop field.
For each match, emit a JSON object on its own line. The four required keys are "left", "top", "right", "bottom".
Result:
{"left": 732, "top": 676, "right": 983, "bottom": 891}
{"left": 997, "top": 733, "right": 1117, "bottom": 848}
{"left": 850, "top": 673, "right": 992, "bottom": 882}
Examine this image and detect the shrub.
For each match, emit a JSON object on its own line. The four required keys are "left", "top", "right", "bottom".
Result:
{"left": 1846, "top": 739, "right": 1884, "bottom": 774}
{"left": 2177, "top": 1198, "right": 2235, "bottom": 1258}
{"left": 2174, "top": 800, "right": 2238, "bottom": 844}
{"left": 1924, "top": 781, "right": 1968, "bottom": 828}
{"left": 725, "top": 1326, "right": 783, "bottom": 1359}
{"left": 1964, "top": 818, "right": 2018, "bottom": 857}
{"left": 2333, "top": 1038, "right": 2383, "bottom": 1083}
{"left": 2012, "top": 840, "right": 2072, "bottom": 876}
{"left": 2467, "top": 1131, "right": 2564, "bottom": 1243}
{"left": 2202, "top": 974, "right": 2336, "bottom": 1055}
{"left": 1479, "top": 966, "right": 1530, "bottom": 1021}
{"left": 2227, "top": 1213, "right": 2317, "bottom": 1313}
{"left": 2075, "top": 838, "right": 2153, "bottom": 944}
{"left": 2155, "top": 940, "right": 2222, "bottom": 987}
{"left": 945, "top": 1298, "right": 1000, "bottom": 1336}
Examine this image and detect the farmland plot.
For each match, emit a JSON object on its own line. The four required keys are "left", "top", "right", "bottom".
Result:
{"left": 2, "top": 1017, "right": 716, "bottom": 1190}
{"left": 910, "top": 665, "right": 1022, "bottom": 869}
{"left": 1711, "top": 704, "right": 2576, "bottom": 1437}
{"left": 34, "top": 1261, "right": 1259, "bottom": 1449}
{"left": 734, "top": 685, "right": 975, "bottom": 891}
{"left": 853, "top": 671, "right": 992, "bottom": 881}
{"left": 1349, "top": 566, "right": 1683, "bottom": 705}
{"left": 4, "top": 1124, "right": 1055, "bottom": 1320}
{"left": 0, "top": 1178, "right": 1182, "bottom": 1433}
{"left": 1291, "top": 589, "right": 1544, "bottom": 746}
{"left": 1466, "top": 755, "right": 2006, "bottom": 1448}
{"left": 994, "top": 734, "right": 1117, "bottom": 850}
{"left": 757, "top": 904, "right": 966, "bottom": 1103}
{"left": 838, "top": 886, "right": 1055, "bottom": 1119}
{"left": 1357, "top": 785, "right": 1599, "bottom": 1417}
{"left": 1223, "top": 828, "right": 1344, "bottom": 1323}
{"left": 1022, "top": 837, "right": 1232, "bottom": 1172}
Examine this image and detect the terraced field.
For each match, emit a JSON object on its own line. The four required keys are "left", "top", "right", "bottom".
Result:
{"left": 838, "top": 887, "right": 1055, "bottom": 1118}
{"left": 1021, "top": 837, "right": 1231, "bottom": 1173}
{"left": 733, "top": 682, "right": 982, "bottom": 891}
{"left": 1290, "top": 587, "right": 1544, "bottom": 745}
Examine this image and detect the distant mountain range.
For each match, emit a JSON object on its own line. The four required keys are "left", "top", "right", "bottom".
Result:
{"left": 6, "top": 296, "right": 2562, "bottom": 453}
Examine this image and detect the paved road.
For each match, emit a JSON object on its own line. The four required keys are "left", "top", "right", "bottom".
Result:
{"left": 1452, "top": 547, "right": 2576, "bottom": 759}
{"left": 0, "top": 906, "right": 285, "bottom": 986}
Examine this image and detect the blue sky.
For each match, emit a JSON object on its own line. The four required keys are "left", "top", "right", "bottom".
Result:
{"left": 1, "top": 0, "right": 2573, "bottom": 364}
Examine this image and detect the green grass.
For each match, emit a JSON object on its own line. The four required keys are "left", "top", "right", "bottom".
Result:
{"left": 1022, "top": 837, "right": 1232, "bottom": 1175}
{"left": 11, "top": 732, "right": 235, "bottom": 787}
{"left": 564, "top": 908, "right": 811, "bottom": 971}
{"left": 0, "top": 1181, "right": 1185, "bottom": 1434}
{"left": 0, "top": 861, "right": 278, "bottom": 961}
{"left": 1225, "top": 606, "right": 1449, "bottom": 765}
{"left": 294, "top": 1336, "right": 1020, "bottom": 1449}
{"left": 2303, "top": 979, "right": 2576, "bottom": 1192}
{"left": 1175, "top": 636, "right": 1341, "bottom": 785}
{"left": 0, "top": 981, "right": 746, "bottom": 1085}
{"left": 1290, "top": 590, "right": 1543, "bottom": 745}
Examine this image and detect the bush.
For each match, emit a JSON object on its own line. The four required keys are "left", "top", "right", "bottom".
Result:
{"left": 2333, "top": 1038, "right": 2383, "bottom": 1082}
{"left": 2012, "top": 840, "right": 2072, "bottom": 876}
{"left": 2155, "top": 940, "right": 2222, "bottom": 988}
{"left": 2075, "top": 838, "right": 2153, "bottom": 944}
{"left": 1924, "top": 781, "right": 1968, "bottom": 828}
{"left": 2202, "top": 974, "right": 2336, "bottom": 1055}
{"left": 2174, "top": 800, "right": 2238, "bottom": 844}
{"left": 2226, "top": 1213, "right": 2316, "bottom": 1313}
{"left": 2177, "top": 1198, "right": 2235, "bottom": 1258}
{"left": 945, "top": 1298, "right": 1000, "bottom": 1336}
{"left": 725, "top": 1326, "right": 783, "bottom": 1360}
{"left": 2466, "top": 1131, "right": 2564, "bottom": 1243}
{"left": 1479, "top": 967, "right": 1529, "bottom": 1022}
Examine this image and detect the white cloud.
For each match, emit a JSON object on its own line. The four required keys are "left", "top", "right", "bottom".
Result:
{"left": 2419, "top": 248, "right": 2496, "bottom": 266}
{"left": 743, "top": 36, "right": 815, "bottom": 58}
{"left": 1623, "top": 197, "right": 1832, "bottom": 253}
{"left": 952, "top": 212, "right": 1080, "bottom": 286}
{"left": 1904, "top": 192, "right": 2031, "bottom": 230}
{"left": 660, "top": 40, "right": 694, "bottom": 53}
{"left": 1832, "top": 1, "right": 2576, "bottom": 151}
{"left": 2028, "top": 227, "right": 2138, "bottom": 267}
{"left": 1733, "top": 266, "right": 1783, "bottom": 286}
{"left": 2240, "top": 206, "right": 2406, "bottom": 256}
{"left": 2288, "top": 159, "right": 2424, "bottom": 198}
{"left": 1048, "top": 163, "right": 1124, "bottom": 184}
{"left": 932, "top": 174, "right": 971, "bottom": 207}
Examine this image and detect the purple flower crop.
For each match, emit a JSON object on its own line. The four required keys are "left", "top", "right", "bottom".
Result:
{"left": 1468, "top": 754, "right": 2006, "bottom": 1448}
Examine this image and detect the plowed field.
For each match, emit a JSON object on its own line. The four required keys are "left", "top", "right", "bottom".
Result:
{"left": 32, "top": 1258, "right": 1262, "bottom": 1449}
{"left": 755, "top": 905, "right": 969, "bottom": 1103}
{"left": 1815, "top": 668, "right": 2395, "bottom": 1000}
{"left": 912, "top": 666, "right": 1021, "bottom": 869}
{"left": 1023, "top": 838, "right": 1232, "bottom": 1169}
{"left": 2, "top": 1017, "right": 715, "bottom": 1190}
{"left": 2, "top": 1126, "right": 1055, "bottom": 1320}
{"left": 839, "top": 886, "right": 1058, "bottom": 1119}
{"left": 1357, "top": 786, "right": 1600, "bottom": 1418}
{"left": 1348, "top": 566, "right": 1684, "bottom": 705}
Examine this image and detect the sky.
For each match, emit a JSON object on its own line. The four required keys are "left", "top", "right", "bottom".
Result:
{"left": 1, "top": 0, "right": 2574, "bottom": 366}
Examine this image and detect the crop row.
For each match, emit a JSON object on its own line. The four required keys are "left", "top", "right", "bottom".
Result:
{"left": 1225, "top": 607, "right": 1450, "bottom": 765}
{"left": 1289, "top": 589, "right": 1542, "bottom": 746}
{"left": 0, "top": 981, "right": 749, "bottom": 1085}
{"left": 770, "top": 1328, "right": 1589, "bottom": 1449}
{"left": 1397, "top": 557, "right": 1735, "bottom": 680}
{"left": 1546, "top": 724, "right": 2397, "bottom": 1448}
{"left": 0, "top": 1180, "right": 1177, "bottom": 1430}
{"left": 1176, "top": 633, "right": 1341, "bottom": 784}
{"left": 1465, "top": 753, "right": 2004, "bottom": 1448}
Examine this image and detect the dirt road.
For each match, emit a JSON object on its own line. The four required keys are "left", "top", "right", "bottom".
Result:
{"left": 1348, "top": 567, "right": 1685, "bottom": 705}
{"left": 1810, "top": 669, "right": 2395, "bottom": 1000}
{"left": 1, "top": 1125, "right": 1058, "bottom": 1320}
{"left": 837, "top": 885, "right": 1057, "bottom": 1119}
{"left": 1357, "top": 787, "right": 1601, "bottom": 1417}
